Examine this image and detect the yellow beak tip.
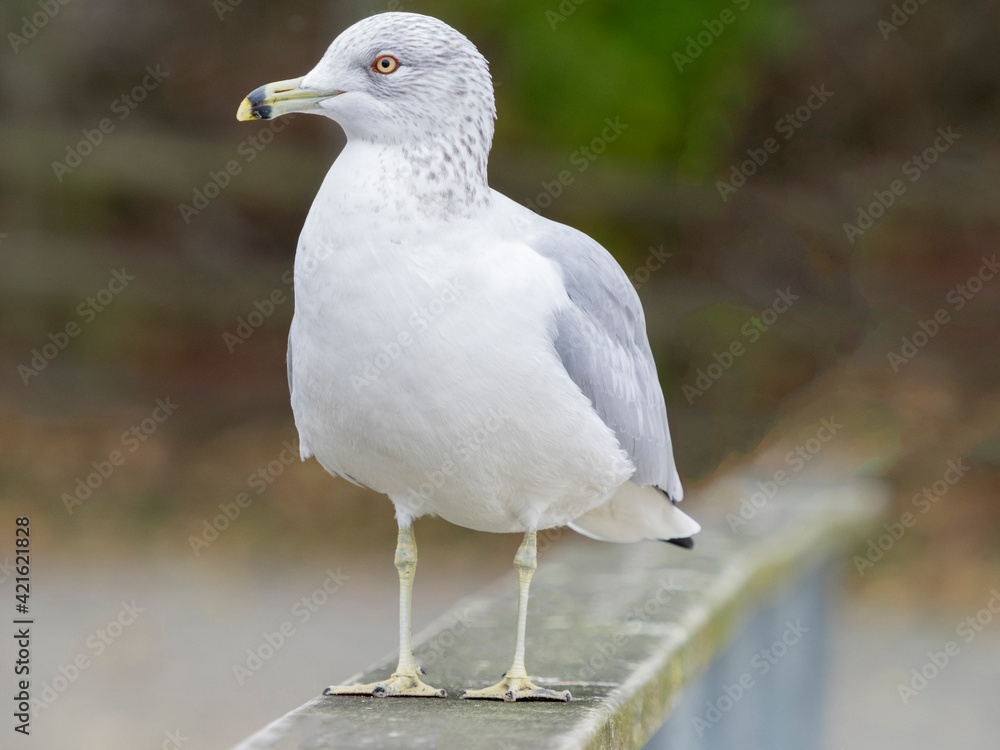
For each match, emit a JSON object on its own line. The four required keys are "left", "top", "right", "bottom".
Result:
{"left": 236, "top": 98, "right": 257, "bottom": 122}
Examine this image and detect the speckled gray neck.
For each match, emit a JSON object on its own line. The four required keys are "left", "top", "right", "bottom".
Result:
{"left": 305, "top": 12, "right": 496, "bottom": 217}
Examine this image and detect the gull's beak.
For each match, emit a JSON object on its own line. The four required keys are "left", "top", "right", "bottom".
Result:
{"left": 236, "top": 77, "right": 343, "bottom": 121}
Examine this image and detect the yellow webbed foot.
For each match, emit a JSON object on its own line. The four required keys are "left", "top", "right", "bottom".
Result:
{"left": 324, "top": 671, "right": 446, "bottom": 698}
{"left": 460, "top": 673, "right": 571, "bottom": 702}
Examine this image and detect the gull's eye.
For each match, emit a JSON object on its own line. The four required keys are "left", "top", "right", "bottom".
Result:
{"left": 373, "top": 55, "right": 400, "bottom": 74}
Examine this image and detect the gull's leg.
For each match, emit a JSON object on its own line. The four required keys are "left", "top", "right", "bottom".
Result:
{"left": 324, "top": 524, "right": 445, "bottom": 698}
{"left": 460, "top": 531, "right": 571, "bottom": 702}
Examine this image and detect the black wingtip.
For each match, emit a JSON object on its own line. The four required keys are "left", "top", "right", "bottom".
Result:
{"left": 664, "top": 536, "right": 695, "bottom": 549}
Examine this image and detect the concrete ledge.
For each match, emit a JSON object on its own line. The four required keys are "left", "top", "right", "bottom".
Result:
{"left": 234, "top": 479, "right": 885, "bottom": 750}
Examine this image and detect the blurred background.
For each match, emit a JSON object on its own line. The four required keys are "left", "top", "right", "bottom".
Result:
{"left": 1, "top": 0, "right": 998, "bottom": 747}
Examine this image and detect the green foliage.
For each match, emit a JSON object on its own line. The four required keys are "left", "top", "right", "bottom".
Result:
{"left": 421, "top": 0, "right": 800, "bottom": 177}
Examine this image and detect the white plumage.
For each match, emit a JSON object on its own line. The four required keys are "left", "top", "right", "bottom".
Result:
{"left": 238, "top": 10, "right": 698, "bottom": 702}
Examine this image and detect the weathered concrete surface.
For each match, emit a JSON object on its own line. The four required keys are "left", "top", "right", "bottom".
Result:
{"left": 234, "top": 480, "right": 885, "bottom": 750}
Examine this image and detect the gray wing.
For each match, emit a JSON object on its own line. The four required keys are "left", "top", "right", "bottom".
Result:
{"left": 530, "top": 223, "right": 683, "bottom": 500}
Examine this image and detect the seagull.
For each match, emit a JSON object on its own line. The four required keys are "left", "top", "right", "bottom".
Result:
{"left": 237, "top": 11, "right": 699, "bottom": 702}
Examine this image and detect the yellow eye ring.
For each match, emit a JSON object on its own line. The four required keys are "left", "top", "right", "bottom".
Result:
{"left": 373, "top": 55, "right": 400, "bottom": 74}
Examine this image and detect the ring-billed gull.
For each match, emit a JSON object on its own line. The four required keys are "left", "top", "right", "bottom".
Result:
{"left": 237, "top": 11, "right": 699, "bottom": 702}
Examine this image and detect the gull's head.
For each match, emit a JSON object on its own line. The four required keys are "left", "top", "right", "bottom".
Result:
{"left": 237, "top": 12, "right": 495, "bottom": 149}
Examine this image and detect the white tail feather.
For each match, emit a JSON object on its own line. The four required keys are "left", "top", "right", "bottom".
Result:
{"left": 568, "top": 482, "right": 701, "bottom": 543}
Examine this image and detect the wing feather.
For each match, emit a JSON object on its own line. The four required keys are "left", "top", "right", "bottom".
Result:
{"left": 529, "top": 222, "right": 683, "bottom": 500}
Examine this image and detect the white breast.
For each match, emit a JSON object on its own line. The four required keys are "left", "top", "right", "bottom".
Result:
{"left": 288, "top": 143, "right": 633, "bottom": 532}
